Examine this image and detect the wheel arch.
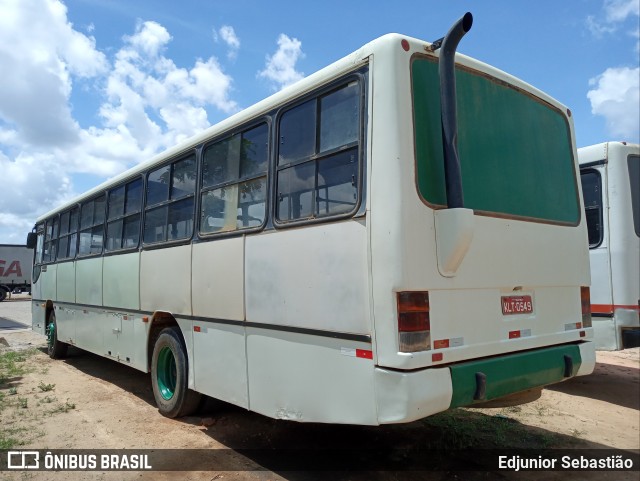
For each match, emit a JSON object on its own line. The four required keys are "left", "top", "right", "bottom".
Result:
{"left": 0, "top": 285, "right": 10, "bottom": 302}
{"left": 44, "top": 300, "right": 55, "bottom": 325}
{"left": 146, "top": 311, "right": 191, "bottom": 374}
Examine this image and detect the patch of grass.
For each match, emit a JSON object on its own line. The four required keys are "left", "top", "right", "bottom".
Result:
{"left": 46, "top": 399, "right": 76, "bottom": 415}
{"left": 38, "top": 381, "right": 55, "bottom": 392}
{"left": 0, "top": 427, "right": 28, "bottom": 449}
{"left": 17, "top": 397, "right": 28, "bottom": 409}
{"left": 0, "top": 349, "right": 37, "bottom": 386}
{"left": 38, "top": 395, "right": 57, "bottom": 405}
{"left": 8, "top": 387, "right": 17, "bottom": 395}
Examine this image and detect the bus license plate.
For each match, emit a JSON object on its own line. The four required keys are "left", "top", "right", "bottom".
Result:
{"left": 501, "top": 295, "right": 533, "bottom": 315}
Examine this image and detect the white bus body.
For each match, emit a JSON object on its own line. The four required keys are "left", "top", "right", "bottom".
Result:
{"left": 29, "top": 18, "right": 595, "bottom": 424}
{"left": 579, "top": 142, "right": 640, "bottom": 350}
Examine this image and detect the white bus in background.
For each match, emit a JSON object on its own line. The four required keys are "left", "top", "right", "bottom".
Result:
{"left": 27, "top": 13, "right": 595, "bottom": 424}
{"left": 579, "top": 142, "right": 639, "bottom": 350}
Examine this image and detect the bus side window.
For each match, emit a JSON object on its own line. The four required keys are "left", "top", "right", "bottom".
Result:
{"left": 35, "top": 224, "right": 45, "bottom": 265}
{"left": 276, "top": 81, "right": 360, "bottom": 223}
{"left": 78, "top": 196, "right": 105, "bottom": 256}
{"left": 107, "top": 178, "right": 142, "bottom": 251}
{"left": 144, "top": 155, "right": 196, "bottom": 244}
{"left": 200, "top": 123, "right": 268, "bottom": 235}
{"left": 43, "top": 216, "right": 59, "bottom": 262}
{"left": 580, "top": 169, "right": 603, "bottom": 247}
{"left": 58, "top": 207, "right": 79, "bottom": 259}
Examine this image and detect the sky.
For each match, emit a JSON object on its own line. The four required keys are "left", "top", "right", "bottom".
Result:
{"left": 0, "top": 0, "right": 638, "bottom": 243}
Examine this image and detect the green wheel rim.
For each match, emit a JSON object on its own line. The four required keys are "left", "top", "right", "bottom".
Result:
{"left": 47, "top": 322, "right": 55, "bottom": 350}
{"left": 157, "top": 346, "right": 177, "bottom": 400}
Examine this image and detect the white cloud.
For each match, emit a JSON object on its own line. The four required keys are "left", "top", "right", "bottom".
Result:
{"left": 604, "top": 0, "right": 640, "bottom": 22}
{"left": 587, "top": 67, "right": 640, "bottom": 141}
{"left": 587, "top": 0, "right": 640, "bottom": 37}
{"left": 0, "top": 0, "right": 107, "bottom": 148}
{"left": 0, "top": 149, "right": 74, "bottom": 243}
{"left": 258, "top": 34, "right": 305, "bottom": 91}
{"left": 0, "top": 1, "right": 239, "bottom": 243}
{"left": 219, "top": 25, "right": 240, "bottom": 60}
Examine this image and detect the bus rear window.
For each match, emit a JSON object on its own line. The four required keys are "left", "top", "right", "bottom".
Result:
{"left": 412, "top": 56, "right": 580, "bottom": 225}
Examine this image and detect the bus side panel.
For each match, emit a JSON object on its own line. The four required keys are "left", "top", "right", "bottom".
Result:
{"left": 245, "top": 221, "right": 370, "bottom": 334}
{"left": 75, "top": 257, "right": 103, "bottom": 306}
{"left": 246, "top": 328, "right": 378, "bottom": 424}
{"left": 192, "top": 239, "right": 244, "bottom": 321}
{"left": 56, "top": 261, "right": 76, "bottom": 303}
{"left": 192, "top": 238, "right": 247, "bottom": 407}
{"left": 31, "top": 301, "right": 46, "bottom": 335}
{"left": 608, "top": 146, "right": 640, "bottom": 348}
{"left": 75, "top": 257, "right": 103, "bottom": 351}
{"left": 103, "top": 252, "right": 140, "bottom": 311}
{"left": 140, "top": 245, "right": 192, "bottom": 316}
{"left": 40, "top": 264, "right": 57, "bottom": 302}
{"left": 192, "top": 323, "right": 248, "bottom": 408}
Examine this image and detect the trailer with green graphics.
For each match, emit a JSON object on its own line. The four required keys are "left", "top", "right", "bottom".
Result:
{"left": 28, "top": 13, "right": 595, "bottom": 423}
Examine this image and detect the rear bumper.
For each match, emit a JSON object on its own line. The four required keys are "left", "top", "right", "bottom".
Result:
{"left": 375, "top": 341, "right": 595, "bottom": 424}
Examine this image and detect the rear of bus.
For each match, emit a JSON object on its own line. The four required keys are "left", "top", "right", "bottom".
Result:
{"left": 367, "top": 33, "right": 595, "bottom": 423}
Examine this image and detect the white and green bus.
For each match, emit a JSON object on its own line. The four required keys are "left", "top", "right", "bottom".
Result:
{"left": 579, "top": 142, "right": 640, "bottom": 350}
{"left": 28, "top": 14, "right": 595, "bottom": 424}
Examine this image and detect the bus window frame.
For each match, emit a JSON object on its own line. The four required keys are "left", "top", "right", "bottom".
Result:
{"left": 197, "top": 117, "right": 271, "bottom": 240}
{"left": 142, "top": 150, "right": 198, "bottom": 249}
{"left": 272, "top": 72, "right": 366, "bottom": 229}
{"left": 77, "top": 194, "right": 107, "bottom": 259}
{"left": 56, "top": 205, "right": 80, "bottom": 261}
{"left": 105, "top": 175, "right": 144, "bottom": 254}
{"left": 580, "top": 166, "right": 605, "bottom": 249}
{"left": 42, "top": 215, "right": 59, "bottom": 264}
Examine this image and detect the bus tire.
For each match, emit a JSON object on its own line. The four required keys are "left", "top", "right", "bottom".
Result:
{"left": 47, "top": 310, "right": 68, "bottom": 359}
{"left": 0, "top": 287, "right": 8, "bottom": 302}
{"left": 151, "top": 327, "right": 201, "bottom": 418}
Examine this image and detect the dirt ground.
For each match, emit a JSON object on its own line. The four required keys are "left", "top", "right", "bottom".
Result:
{"left": 0, "top": 303, "right": 638, "bottom": 481}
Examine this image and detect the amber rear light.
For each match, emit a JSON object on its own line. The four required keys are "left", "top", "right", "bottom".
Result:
{"left": 397, "top": 292, "right": 431, "bottom": 352}
{"left": 581, "top": 287, "right": 592, "bottom": 328}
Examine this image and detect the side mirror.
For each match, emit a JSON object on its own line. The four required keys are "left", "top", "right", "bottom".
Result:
{"left": 26, "top": 232, "right": 37, "bottom": 249}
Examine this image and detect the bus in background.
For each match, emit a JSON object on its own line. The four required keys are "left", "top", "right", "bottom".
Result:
{"left": 27, "top": 13, "right": 595, "bottom": 424}
{"left": 579, "top": 142, "right": 639, "bottom": 350}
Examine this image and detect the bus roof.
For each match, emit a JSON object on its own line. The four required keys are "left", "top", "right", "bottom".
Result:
{"left": 578, "top": 142, "right": 640, "bottom": 166}
{"left": 36, "top": 33, "right": 571, "bottom": 223}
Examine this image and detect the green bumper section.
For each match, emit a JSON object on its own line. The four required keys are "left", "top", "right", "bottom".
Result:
{"left": 449, "top": 344, "right": 582, "bottom": 408}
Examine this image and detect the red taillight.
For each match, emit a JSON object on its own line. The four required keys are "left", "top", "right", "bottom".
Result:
{"left": 397, "top": 292, "right": 430, "bottom": 352}
{"left": 581, "top": 287, "right": 592, "bottom": 328}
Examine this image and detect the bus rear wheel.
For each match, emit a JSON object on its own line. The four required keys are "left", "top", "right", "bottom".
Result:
{"left": 151, "top": 327, "right": 201, "bottom": 418}
{"left": 47, "top": 310, "right": 68, "bottom": 359}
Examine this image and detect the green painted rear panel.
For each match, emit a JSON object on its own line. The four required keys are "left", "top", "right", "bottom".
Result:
{"left": 412, "top": 56, "right": 580, "bottom": 225}
{"left": 449, "top": 344, "right": 582, "bottom": 408}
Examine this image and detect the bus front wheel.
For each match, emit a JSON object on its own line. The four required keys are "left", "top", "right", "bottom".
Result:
{"left": 151, "top": 327, "right": 201, "bottom": 418}
{"left": 47, "top": 310, "right": 68, "bottom": 359}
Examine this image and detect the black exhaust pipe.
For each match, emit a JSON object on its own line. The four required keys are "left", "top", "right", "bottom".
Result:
{"left": 432, "top": 12, "right": 473, "bottom": 209}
